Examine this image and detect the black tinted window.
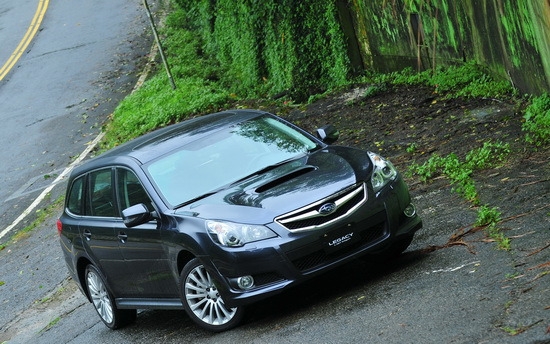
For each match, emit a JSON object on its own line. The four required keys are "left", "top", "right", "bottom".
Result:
{"left": 67, "top": 176, "right": 85, "bottom": 215}
{"left": 89, "top": 169, "right": 115, "bottom": 217}
{"left": 117, "top": 169, "right": 153, "bottom": 213}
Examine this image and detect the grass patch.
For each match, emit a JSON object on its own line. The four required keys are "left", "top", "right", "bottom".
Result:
{"left": 410, "top": 144, "right": 512, "bottom": 250}
{"left": 368, "top": 60, "right": 515, "bottom": 99}
{"left": 101, "top": 16, "right": 232, "bottom": 150}
{"left": 409, "top": 141, "right": 510, "bottom": 204}
{"left": 0, "top": 196, "right": 63, "bottom": 251}
{"left": 41, "top": 316, "right": 61, "bottom": 332}
{"left": 523, "top": 92, "right": 550, "bottom": 147}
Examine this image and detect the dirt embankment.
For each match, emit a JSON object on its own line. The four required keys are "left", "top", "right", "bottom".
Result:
{"left": 1, "top": 83, "right": 548, "bottom": 343}
{"left": 274, "top": 84, "right": 550, "bottom": 336}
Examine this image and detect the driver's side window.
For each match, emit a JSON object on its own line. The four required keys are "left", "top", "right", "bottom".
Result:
{"left": 116, "top": 169, "right": 153, "bottom": 214}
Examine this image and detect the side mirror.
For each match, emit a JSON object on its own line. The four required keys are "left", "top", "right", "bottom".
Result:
{"left": 316, "top": 125, "right": 339, "bottom": 144}
{"left": 122, "top": 203, "right": 153, "bottom": 228}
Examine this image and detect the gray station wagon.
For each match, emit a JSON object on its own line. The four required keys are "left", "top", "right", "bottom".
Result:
{"left": 57, "top": 109, "right": 422, "bottom": 331}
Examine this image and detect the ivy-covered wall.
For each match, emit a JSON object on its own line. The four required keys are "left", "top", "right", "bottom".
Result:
{"left": 175, "top": 0, "right": 550, "bottom": 97}
{"left": 347, "top": 0, "right": 550, "bottom": 95}
{"left": 175, "top": 0, "right": 351, "bottom": 101}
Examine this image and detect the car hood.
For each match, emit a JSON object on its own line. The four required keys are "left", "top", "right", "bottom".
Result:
{"left": 177, "top": 146, "right": 373, "bottom": 223}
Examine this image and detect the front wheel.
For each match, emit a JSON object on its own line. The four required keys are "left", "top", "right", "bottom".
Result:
{"left": 179, "top": 258, "right": 244, "bottom": 332}
{"left": 85, "top": 264, "right": 136, "bottom": 329}
{"left": 384, "top": 234, "right": 415, "bottom": 259}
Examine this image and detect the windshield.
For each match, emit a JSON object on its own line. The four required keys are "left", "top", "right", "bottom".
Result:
{"left": 146, "top": 115, "right": 319, "bottom": 207}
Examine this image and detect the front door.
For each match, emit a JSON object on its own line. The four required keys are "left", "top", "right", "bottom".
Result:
{"left": 113, "top": 168, "right": 177, "bottom": 298}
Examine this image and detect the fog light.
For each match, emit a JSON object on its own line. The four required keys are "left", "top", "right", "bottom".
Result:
{"left": 404, "top": 203, "right": 416, "bottom": 218}
{"left": 237, "top": 276, "right": 255, "bottom": 290}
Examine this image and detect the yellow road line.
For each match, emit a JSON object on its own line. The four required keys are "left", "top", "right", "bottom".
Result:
{"left": 0, "top": 0, "right": 50, "bottom": 81}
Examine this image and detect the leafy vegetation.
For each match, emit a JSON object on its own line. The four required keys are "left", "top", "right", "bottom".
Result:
{"left": 523, "top": 93, "right": 550, "bottom": 146}
{"left": 409, "top": 141, "right": 510, "bottom": 204}
{"left": 175, "top": 0, "right": 350, "bottom": 101}
{"left": 475, "top": 205, "right": 509, "bottom": 250}
{"left": 363, "top": 83, "right": 388, "bottom": 98}
{"left": 369, "top": 60, "right": 516, "bottom": 99}
{"left": 101, "top": 21, "right": 231, "bottom": 150}
{"left": 103, "top": 2, "right": 526, "bottom": 150}
{"left": 475, "top": 205, "right": 501, "bottom": 227}
{"left": 409, "top": 143, "right": 512, "bottom": 250}
{"left": 486, "top": 223, "right": 511, "bottom": 251}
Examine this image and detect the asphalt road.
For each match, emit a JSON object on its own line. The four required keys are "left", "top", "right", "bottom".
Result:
{"left": 0, "top": 0, "right": 152, "bottom": 241}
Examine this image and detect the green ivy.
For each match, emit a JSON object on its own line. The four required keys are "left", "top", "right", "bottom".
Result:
{"left": 409, "top": 141, "right": 510, "bottom": 204}
{"left": 370, "top": 60, "right": 515, "bottom": 99}
{"left": 174, "top": 0, "right": 351, "bottom": 101}
{"left": 523, "top": 93, "right": 550, "bottom": 146}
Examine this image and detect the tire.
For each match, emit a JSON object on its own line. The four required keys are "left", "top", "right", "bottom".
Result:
{"left": 370, "top": 234, "right": 415, "bottom": 262}
{"left": 179, "top": 258, "right": 244, "bottom": 332}
{"left": 85, "top": 264, "right": 137, "bottom": 329}
{"left": 387, "top": 234, "right": 414, "bottom": 257}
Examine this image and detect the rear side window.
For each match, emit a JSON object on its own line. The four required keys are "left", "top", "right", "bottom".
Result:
{"left": 67, "top": 176, "right": 85, "bottom": 215}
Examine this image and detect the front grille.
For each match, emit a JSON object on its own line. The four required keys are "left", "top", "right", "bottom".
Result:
{"left": 290, "top": 221, "right": 386, "bottom": 272}
{"left": 252, "top": 272, "right": 286, "bottom": 287}
{"left": 276, "top": 183, "right": 367, "bottom": 231}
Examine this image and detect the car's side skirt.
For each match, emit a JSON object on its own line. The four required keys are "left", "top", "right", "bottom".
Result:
{"left": 116, "top": 298, "right": 184, "bottom": 310}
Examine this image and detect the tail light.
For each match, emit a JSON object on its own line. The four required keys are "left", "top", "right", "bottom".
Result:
{"left": 57, "top": 219, "right": 63, "bottom": 235}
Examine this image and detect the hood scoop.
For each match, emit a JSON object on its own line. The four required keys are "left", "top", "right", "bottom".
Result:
{"left": 255, "top": 166, "right": 316, "bottom": 193}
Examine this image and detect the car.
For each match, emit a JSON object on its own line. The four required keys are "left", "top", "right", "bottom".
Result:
{"left": 57, "top": 109, "right": 422, "bottom": 332}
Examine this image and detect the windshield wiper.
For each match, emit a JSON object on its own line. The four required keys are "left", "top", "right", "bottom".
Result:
{"left": 230, "top": 152, "right": 309, "bottom": 186}
{"left": 174, "top": 191, "right": 218, "bottom": 209}
{"left": 174, "top": 152, "right": 312, "bottom": 209}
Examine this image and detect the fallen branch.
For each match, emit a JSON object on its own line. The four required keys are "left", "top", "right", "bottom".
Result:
{"left": 530, "top": 271, "right": 550, "bottom": 283}
{"left": 449, "top": 225, "right": 485, "bottom": 242}
{"left": 513, "top": 178, "right": 549, "bottom": 192}
{"left": 425, "top": 203, "right": 549, "bottom": 255}
{"left": 499, "top": 203, "right": 550, "bottom": 224}
{"left": 528, "top": 261, "right": 550, "bottom": 271}
{"left": 527, "top": 242, "right": 550, "bottom": 257}
{"left": 421, "top": 240, "right": 476, "bottom": 254}
{"left": 509, "top": 231, "right": 535, "bottom": 239}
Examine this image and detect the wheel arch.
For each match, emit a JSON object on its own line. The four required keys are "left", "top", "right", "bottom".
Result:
{"left": 176, "top": 250, "right": 196, "bottom": 276}
{"left": 76, "top": 256, "right": 94, "bottom": 301}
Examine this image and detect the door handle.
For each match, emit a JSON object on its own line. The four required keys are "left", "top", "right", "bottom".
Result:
{"left": 118, "top": 232, "right": 128, "bottom": 243}
{"left": 83, "top": 229, "right": 92, "bottom": 241}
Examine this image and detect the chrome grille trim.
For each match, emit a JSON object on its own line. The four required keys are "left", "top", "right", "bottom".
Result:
{"left": 275, "top": 183, "right": 367, "bottom": 232}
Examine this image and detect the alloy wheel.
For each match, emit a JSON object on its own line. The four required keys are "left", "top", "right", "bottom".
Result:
{"left": 86, "top": 269, "right": 114, "bottom": 324}
{"left": 184, "top": 264, "right": 237, "bottom": 326}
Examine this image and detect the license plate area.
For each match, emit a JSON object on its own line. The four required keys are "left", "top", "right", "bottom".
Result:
{"left": 323, "top": 225, "right": 360, "bottom": 254}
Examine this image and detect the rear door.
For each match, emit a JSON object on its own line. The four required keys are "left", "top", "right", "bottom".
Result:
{"left": 79, "top": 168, "right": 127, "bottom": 295}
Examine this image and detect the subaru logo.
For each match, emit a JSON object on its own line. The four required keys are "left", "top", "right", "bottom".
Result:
{"left": 319, "top": 202, "right": 337, "bottom": 215}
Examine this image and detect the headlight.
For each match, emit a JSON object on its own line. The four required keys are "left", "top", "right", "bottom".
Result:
{"left": 205, "top": 220, "right": 277, "bottom": 247}
{"left": 368, "top": 152, "right": 397, "bottom": 193}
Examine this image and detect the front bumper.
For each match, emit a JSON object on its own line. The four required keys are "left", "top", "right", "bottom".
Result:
{"left": 206, "top": 178, "right": 422, "bottom": 308}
